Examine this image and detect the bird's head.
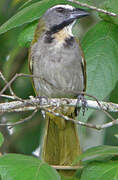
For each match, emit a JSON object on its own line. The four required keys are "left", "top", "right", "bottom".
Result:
{"left": 42, "top": 4, "right": 89, "bottom": 33}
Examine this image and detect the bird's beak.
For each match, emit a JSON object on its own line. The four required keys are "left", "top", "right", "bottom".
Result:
{"left": 71, "top": 8, "right": 90, "bottom": 19}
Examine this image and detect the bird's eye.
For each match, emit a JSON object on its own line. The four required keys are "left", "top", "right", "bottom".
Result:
{"left": 56, "top": 7, "right": 65, "bottom": 13}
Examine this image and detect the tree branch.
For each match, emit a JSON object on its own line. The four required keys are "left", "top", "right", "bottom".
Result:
{"left": 0, "top": 96, "right": 118, "bottom": 130}
{"left": 0, "top": 97, "right": 118, "bottom": 113}
{"left": 67, "top": 0, "right": 118, "bottom": 17}
{"left": 0, "top": 72, "right": 118, "bottom": 130}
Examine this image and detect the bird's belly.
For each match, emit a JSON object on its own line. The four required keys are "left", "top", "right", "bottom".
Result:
{"left": 32, "top": 38, "right": 85, "bottom": 98}
{"left": 33, "top": 56, "right": 84, "bottom": 98}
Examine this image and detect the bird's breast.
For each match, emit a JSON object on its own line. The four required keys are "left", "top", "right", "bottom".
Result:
{"left": 31, "top": 33, "right": 84, "bottom": 98}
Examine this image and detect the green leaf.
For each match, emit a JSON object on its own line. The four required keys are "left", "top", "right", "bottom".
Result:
{"left": 81, "top": 161, "right": 118, "bottom": 180}
{"left": 99, "top": 0, "right": 118, "bottom": 25}
{"left": 83, "top": 20, "right": 118, "bottom": 99}
{"left": 0, "top": 0, "right": 47, "bottom": 35}
{"left": 0, "top": 0, "right": 80, "bottom": 35}
{"left": 0, "top": 154, "right": 60, "bottom": 180}
{"left": 74, "top": 145, "right": 118, "bottom": 164}
{"left": 19, "top": 0, "right": 43, "bottom": 10}
{"left": 81, "top": 21, "right": 118, "bottom": 121}
{"left": 18, "top": 21, "right": 38, "bottom": 47}
{"left": 0, "top": 132, "right": 4, "bottom": 147}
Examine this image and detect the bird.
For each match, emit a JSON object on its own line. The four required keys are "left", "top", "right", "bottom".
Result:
{"left": 29, "top": 4, "right": 89, "bottom": 167}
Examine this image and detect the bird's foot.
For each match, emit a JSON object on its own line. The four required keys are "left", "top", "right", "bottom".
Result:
{"left": 37, "top": 96, "right": 48, "bottom": 105}
{"left": 76, "top": 94, "right": 88, "bottom": 116}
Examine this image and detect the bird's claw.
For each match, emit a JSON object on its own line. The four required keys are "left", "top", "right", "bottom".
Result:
{"left": 76, "top": 94, "right": 88, "bottom": 116}
{"left": 37, "top": 96, "right": 48, "bottom": 105}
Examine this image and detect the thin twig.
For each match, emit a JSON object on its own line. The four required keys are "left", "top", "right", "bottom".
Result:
{"left": 41, "top": 106, "right": 100, "bottom": 130}
{"left": 0, "top": 109, "right": 37, "bottom": 126}
{"left": 0, "top": 94, "right": 16, "bottom": 100}
{"left": 67, "top": 0, "right": 118, "bottom": 17}
{"left": 0, "top": 72, "right": 13, "bottom": 95}
{"left": 0, "top": 73, "right": 34, "bottom": 97}
{"left": 0, "top": 72, "right": 22, "bottom": 101}
{"left": 36, "top": 106, "right": 118, "bottom": 130}
{"left": 52, "top": 165, "right": 83, "bottom": 170}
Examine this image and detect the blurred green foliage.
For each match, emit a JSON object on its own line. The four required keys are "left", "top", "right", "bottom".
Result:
{"left": 0, "top": 0, "right": 43, "bottom": 157}
{"left": 0, "top": 0, "right": 118, "bottom": 179}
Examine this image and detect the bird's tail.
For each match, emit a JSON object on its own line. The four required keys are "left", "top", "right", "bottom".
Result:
{"left": 41, "top": 106, "right": 81, "bottom": 166}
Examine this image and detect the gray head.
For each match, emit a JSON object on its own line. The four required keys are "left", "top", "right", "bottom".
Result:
{"left": 42, "top": 4, "right": 89, "bottom": 33}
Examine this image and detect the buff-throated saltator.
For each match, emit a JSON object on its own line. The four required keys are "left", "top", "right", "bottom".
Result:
{"left": 29, "top": 5, "right": 89, "bottom": 166}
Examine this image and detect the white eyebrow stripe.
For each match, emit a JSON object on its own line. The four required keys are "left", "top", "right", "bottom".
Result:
{"left": 49, "top": 4, "right": 74, "bottom": 11}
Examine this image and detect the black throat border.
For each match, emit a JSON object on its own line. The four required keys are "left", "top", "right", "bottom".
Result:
{"left": 44, "top": 19, "right": 74, "bottom": 45}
